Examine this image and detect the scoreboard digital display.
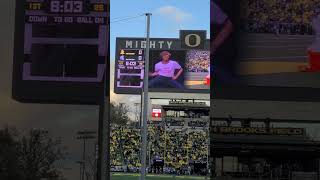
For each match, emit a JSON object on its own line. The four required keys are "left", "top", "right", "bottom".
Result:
{"left": 116, "top": 49, "right": 144, "bottom": 88}
{"left": 26, "top": 0, "right": 106, "bottom": 13}
{"left": 45, "top": 0, "right": 88, "bottom": 14}
{"left": 12, "top": 0, "right": 109, "bottom": 104}
{"left": 114, "top": 31, "right": 210, "bottom": 94}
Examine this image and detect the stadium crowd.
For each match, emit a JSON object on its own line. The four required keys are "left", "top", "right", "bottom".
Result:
{"left": 185, "top": 50, "right": 210, "bottom": 73}
{"left": 241, "top": 0, "right": 319, "bottom": 34}
{"left": 110, "top": 123, "right": 209, "bottom": 175}
{"left": 110, "top": 127, "right": 141, "bottom": 172}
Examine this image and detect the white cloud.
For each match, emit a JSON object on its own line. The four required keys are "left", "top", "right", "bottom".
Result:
{"left": 156, "top": 6, "right": 193, "bottom": 24}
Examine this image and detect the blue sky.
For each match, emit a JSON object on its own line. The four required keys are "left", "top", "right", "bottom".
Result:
{"left": 110, "top": 0, "right": 210, "bottom": 60}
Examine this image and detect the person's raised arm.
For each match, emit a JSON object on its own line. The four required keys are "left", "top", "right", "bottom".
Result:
{"left": 172, "top": 68, "right": 183, "bottom": 80}
{"left": 212, "top": 19, "right": 233, "bottom": 54}
{"left": 149, "top": 71, "right": 159, "bottom": 77}
{"left": 149, "top": 64, "right": 159, "bottom": 77}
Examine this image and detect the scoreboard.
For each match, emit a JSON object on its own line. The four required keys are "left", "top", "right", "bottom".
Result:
{"left": 12, "top": 0, "right": 109, "bottom": 104}
{"left": 23, "top": 0, "right": 107, "bottom": 81}
{"left": 114, "top": 30, "right": 210, "bottom": 94}
{"left": 116, "top": 49, "right": 144, "bottom": 88}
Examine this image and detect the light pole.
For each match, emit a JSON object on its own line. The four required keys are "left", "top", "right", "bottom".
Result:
{"left": 76, "top": 161, "right": 84, "bottom": 180}
{"left": 140, "top": 13, "right": 152, "bottom": 180}
{"left": 76, "top": 131, "right": 96, "bottom": 180}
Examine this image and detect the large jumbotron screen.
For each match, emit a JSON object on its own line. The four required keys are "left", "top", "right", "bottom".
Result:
{"left": 114, "top": 37, "right": 210, "bottom": 94}
{"left": 212, "top": 0, "right": 320, "bottom": 101}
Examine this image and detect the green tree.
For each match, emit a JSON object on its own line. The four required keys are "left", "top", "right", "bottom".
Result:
{"left": 0, "top": 127, "right": 23, "bottom": 180}
{"left": 110, "top": 102, "right": 130, "bottom": 125}
{"left": 18, "top": 129, "right": 65, "bottom": 180}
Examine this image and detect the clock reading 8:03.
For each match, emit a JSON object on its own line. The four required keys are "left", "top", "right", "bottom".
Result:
{"left": 47, "top": 0, "right": 87, "bottom": 14}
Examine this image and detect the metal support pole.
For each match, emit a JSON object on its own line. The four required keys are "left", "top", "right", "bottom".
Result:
{"left": 97, "top": 99, "right": 107, "bottom": 180}
{"left": 140, "top": 95, "right": 143, "bottom": 128}
{"left": 97, "top": 6, "right": 109, "bottom": 179}
{"left": 77, "top": 161, "right": 83, "bottom": 180}
{"left": 207, "top": 127, "right": 210, "bottom": 174}
{"left": 140, "top": 13, "right": 152, "bottom": 180}
{"left": 77, "top": 132, "right": 95, "bottom": 180}
{"left": 83, "top": 139, "right": 86, "bottom": 180}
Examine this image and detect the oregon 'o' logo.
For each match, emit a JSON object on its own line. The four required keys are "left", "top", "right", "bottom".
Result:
{"left": 180, "top": 30, "right": 206, "bottom": 49}
{"left": 184, "top": 34, "right": 201, "bottom": 47}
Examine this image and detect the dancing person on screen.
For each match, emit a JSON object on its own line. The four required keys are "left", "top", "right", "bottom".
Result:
{"left": 149, "top": 51, "right": 184, "bottom": 89}
{"left": 211, "top": 0, "right": 239, "bottom": 85}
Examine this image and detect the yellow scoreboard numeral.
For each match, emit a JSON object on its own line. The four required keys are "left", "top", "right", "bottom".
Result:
{"left": 94, "top": 4, "right": 104, "bottom": 12}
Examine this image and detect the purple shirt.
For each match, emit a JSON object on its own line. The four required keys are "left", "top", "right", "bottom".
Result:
{"left": 155, "top": 60, "right": 181, "bottom": 77}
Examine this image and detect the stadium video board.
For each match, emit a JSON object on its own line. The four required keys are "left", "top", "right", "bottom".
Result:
{"left": 211, "top": 0, "right": 320, "bottom": 101}
{"left": 12, "top": 0, "right": 109, "bottom": 104}
{"left": 114, "top": 30, "right": 210, "bottom": 94}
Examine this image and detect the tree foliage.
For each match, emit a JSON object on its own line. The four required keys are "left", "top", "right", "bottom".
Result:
{"left": 0, "top": 127, "right": 22, "bottom": 180}
{"left": 0, "top": 127, "right": 65, "bottom": 180}
{"left": 110, "top": 102, "right": 130, "bottom": 125}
